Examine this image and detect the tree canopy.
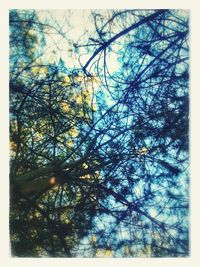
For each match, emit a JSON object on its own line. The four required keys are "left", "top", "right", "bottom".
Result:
{"left": 9, "top": 9, "right": 189, "bottom": 257}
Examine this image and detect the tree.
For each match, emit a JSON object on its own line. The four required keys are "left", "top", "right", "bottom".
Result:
{"left": 10, "top": 9, "right": 189, "bottom": 257}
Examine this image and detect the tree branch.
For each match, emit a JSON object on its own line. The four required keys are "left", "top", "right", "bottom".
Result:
{"left": 83, "top": 10, "right": 167, "bottom": 74}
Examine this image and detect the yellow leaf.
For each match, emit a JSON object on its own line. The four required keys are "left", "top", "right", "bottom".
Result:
{"left": 61, "top": 102, "right": 70, "bottom": 113}
{"left": 60, "top": 213, "right": 70, "bottom": 224}
{"left": 10, "top": 141, "right": 17, "bottom": 158}
{"left": 139, "top": 147, "right": 148, "bottom": 155}
{"left": 66, "top": 139, "right": 74, "bottom": 147}
{"left": 10, "top": 120, "right": 18, "bottom": 132}
{"left": 76, "top": 191, "right": 82, "bottom": 201}
{"left": 31, "top": 66, "right": 47, "bottom": 77}
{"left": 33, "top": 132, "right": 44, "bottom": 141}
{"left": 96, "top": 249, "right": 113, "bottom": 257}
{"left": 27, "top": 30, "right": 37, "bottom": 38}
{"left": 80, "top": 174, "right": 91, "bottom": 179}
{"left": 90, "top": 235, "right": 97, "bottom": 243}
{"left": 68, "top": 127, "right": 79, "bottom": 138}
{"left": 134, "top": 146, "right": 148, "bottom": 156}
{"left": 82, "top": 163, "right": 88, "bottom": 169}
{"left": 62, "top": 75, "right": 71, "bottom": 86}
{"left": 92, "top": 104, "right": 98, "bottom": 111}
{"left": 43, "top": 85, "right": 50, "bottom": 93}
{"left": 76, "top": 94, "right": 83, "bottom": 105}
{"left": 10, "top": 141, "right": 17, "bottom": 151}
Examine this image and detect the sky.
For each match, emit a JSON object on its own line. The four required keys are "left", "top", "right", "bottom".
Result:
{"left": 37, "top": 10, "right": 120, "bottom": 75}
{"left": 37, "top": 10, "right": 95, "bottom": 68}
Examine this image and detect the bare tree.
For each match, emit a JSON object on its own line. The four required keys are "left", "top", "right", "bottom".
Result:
{"left": 10, "top": 9, "right": 189, "bottom": 257}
